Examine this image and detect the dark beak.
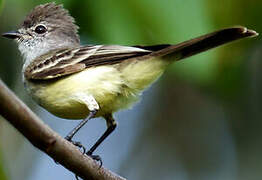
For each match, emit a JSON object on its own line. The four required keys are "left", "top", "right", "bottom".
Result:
{"left": 2, "top": 30, "right": 22, "bottom": 39}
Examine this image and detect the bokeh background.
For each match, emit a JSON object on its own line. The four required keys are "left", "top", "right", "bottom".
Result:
{"left": 0, "top": 0, "right": 261, "bottom": 180}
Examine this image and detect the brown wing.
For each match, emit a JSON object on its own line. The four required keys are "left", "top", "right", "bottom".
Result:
{"left": 25, "top": 27, "right": 257, "bottom": 80}
{"left": 24, "top": 45, "right": 152, "bottom": 80}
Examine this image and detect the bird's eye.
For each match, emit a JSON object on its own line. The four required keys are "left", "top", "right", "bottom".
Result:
{"left": 35, "top": 25, "right": 47, "bottom": 34}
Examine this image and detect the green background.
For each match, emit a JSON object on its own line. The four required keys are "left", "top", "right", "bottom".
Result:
{"left": 0, "top": 0, "right": 261, "bottom": 180}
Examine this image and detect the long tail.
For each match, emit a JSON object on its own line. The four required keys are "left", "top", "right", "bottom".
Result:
{"left": 144, "top": 26, "right": 258, "bottom": 61}
{"left": 120, "top": 26, "right": 257, "bottom": 91}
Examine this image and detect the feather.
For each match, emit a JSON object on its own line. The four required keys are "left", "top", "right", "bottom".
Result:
{"left": 24, "top": 45, "right": 152, "bottom": 80}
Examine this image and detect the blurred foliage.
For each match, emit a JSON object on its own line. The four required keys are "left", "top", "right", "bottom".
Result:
{"left": 0, "top": 0, "right": 2, "bottom": 12}
{"left": 206, "top": 0, "right": 262, "bottom": 101}
{"left": 0, "top": 0, "right": 261, "bottom": 180}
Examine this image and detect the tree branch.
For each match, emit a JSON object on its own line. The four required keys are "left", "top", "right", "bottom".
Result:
{"left": 0, "top": 79, "right": 126, "bottom": 180}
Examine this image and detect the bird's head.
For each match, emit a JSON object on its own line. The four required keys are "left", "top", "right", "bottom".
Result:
{"left": 2, "top": 2, "right": 80, "bottom": 62}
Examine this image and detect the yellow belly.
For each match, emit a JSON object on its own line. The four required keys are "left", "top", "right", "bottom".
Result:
{"left": 25, "top": 58, "right": 168, "bottom": 119}
{"left": 26, "top": 66, "right": 123, "bottom": 119}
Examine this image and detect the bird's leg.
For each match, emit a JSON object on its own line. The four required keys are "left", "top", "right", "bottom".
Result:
{"left": 65, "top": 94, "right": 99, "bottom": 154}
{"left": 65, "top": 110, "right": 97, "bottom": 153}
{"left": 86, "top": 114, "right": 117, "bottom": 166}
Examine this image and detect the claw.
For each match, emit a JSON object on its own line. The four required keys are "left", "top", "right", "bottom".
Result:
{"left": 86, "top": 151, "right": 103, "bottom": 167}
{"left": 65, "top": 137, "right": 87, "bottom": 154}
{"left": 71, "top": 141, "right": 87, "bottom": 154}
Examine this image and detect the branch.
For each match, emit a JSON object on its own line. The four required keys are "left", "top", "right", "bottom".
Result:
{"left": 0, "top": 79, "right": 126, "bottom": 180}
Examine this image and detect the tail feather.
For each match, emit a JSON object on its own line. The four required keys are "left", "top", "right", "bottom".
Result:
{"left": 121, "top": 26, "right": 258, "bottom": 91}
{"left": 140, "top": 26, "right": 258, "bottom": 61}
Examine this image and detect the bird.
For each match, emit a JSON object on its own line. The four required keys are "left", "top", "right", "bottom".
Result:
{"left": 2, "top": 2, "right": 258, "bottom": 161}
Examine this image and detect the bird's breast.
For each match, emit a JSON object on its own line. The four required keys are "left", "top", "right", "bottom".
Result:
{"left": 24, "top": 57, "right": 168, "bottom": 119}
{"left": 24, "top": 66, "right": 127, "bottom": 119}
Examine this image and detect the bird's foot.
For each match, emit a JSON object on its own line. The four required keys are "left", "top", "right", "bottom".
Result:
{"left": 65, "top": 136, "right": 87, "bottom": 154}
{"left": 86, "top": 150, "right": 102, "bottom": 167}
